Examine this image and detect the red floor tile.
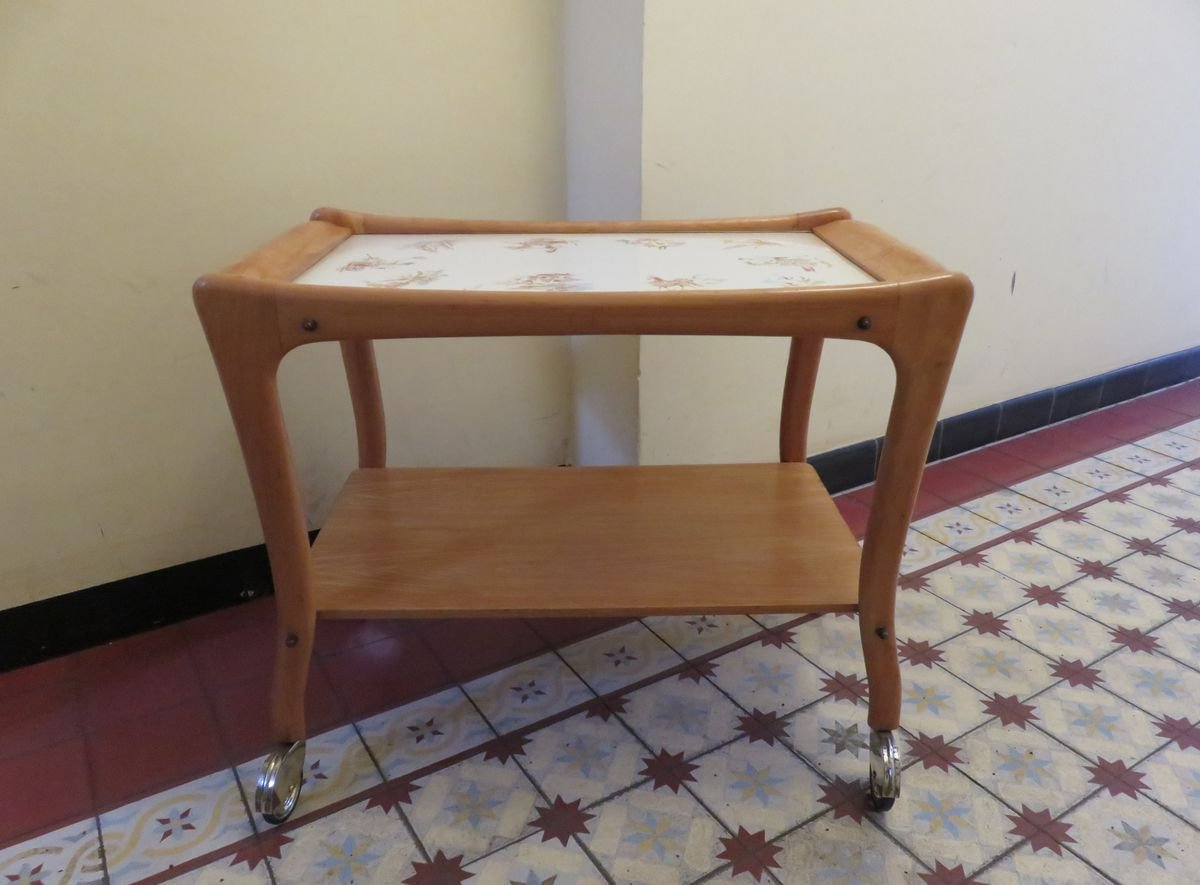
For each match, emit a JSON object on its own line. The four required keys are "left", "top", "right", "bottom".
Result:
{"left": 208, "top": 663, "right": 346, "bottom": 760}
{"left": 313, "top": 618, "right": 405, "bottom": 658}
{"left": 916, "top": 463, "right": 1000, "bottom": 505}
{"left": 417, "top": 619, "right": 546, "bottom": 682}
{"left": 85, "top": 699, "right": 224, "bottom": 810}
{"left": 320, "top": 632, "right": 450, "bottom": 718}
{"left": 992, "top": 434, "right": 1078, "bottom": 470}
{"left": 0, "top": 738, "right": 92, "bottom": 847}
{"left": 949, "top": 447, "right": 1043, "bottom": 485}
{"left": 0, "top": 681, "right": 81, "bottom": 762}
{"left": 1114, "top": 398, "right": 1191, "bottom": 430}
{"left": 1070, "top": 407, "right": 1160, "bottom": 443}
{"left": 1043, "top": 421, "right": 1121, "bottom": 456}
{"left": 180, "top": 597, "right": 276, "bottom": 643}
{"left": 78, "top": 635, "right": 204, "bottom": 733}
{"left": 189, "top": 618, "right": 276, "bottom": 691}
{"left": 0, "top": 655, "right": 76, "bottom": 703}
{"left": 834, "top": 495, "right": 871, "bottom": 539}
{"left": 524, "top": 617, "right": 635, "bottom": 647}
{"left": 850, "top": 485, "right": 949, "bottom": 520}
{"left": 1145, "top": 381, "right": 1200, "bottom": 418}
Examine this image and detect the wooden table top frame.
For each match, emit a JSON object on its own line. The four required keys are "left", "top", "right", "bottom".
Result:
{"left": 195, "top": 206, "right": 972, "bottom": 822}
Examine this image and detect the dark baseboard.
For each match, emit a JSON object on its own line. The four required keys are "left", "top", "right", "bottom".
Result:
{"left": 3, "top": 345, "right": 1198, "bottom": 672}
{"left": 811, "top": 344, "right": 1200, "bottom": 493}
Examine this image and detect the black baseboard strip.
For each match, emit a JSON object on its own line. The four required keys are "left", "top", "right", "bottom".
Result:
{"left": 3, "top": 345, "right": 1198, "bottom": 673}
{"left": 811, "top": 343, "right": 1200, "bottom": 494}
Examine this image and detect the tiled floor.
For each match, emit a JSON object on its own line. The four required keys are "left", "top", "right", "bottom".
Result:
{"left": 3, "top": 380, "right": 1200, "bottom": 883}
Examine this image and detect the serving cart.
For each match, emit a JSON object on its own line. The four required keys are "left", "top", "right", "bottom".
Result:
{"left": 195, "top": 207, "right": 972, "bottom": 824}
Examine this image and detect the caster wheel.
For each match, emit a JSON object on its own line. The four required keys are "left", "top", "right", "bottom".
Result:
{"left": 256, "top": 740, "right": 306, "bottom": 824}
{"left": 867, "top": 730, "right": 900, "bottom": 813}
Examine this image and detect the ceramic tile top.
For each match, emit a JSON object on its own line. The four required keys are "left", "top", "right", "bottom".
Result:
{"left": 292, "top": 232, "right": 876, "bottom": 291}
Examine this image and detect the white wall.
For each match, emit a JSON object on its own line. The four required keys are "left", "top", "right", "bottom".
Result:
{"left": 0, "top": 1, "right": 568, "bottom": 609}
{"left": 638, "top": 0, "right": 1200, "bottom": 464}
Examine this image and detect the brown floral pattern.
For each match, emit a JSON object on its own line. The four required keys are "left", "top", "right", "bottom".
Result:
{"left": 364, "top": 270, "right": 446, "bottom": 288}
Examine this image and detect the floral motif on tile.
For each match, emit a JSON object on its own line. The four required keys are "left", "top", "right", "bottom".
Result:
{"left": 1134, "top": 430, "right": 1200, "bottom": 461}
{"left": 1004, "top": 602, "right": 1112, "bottom": 659}
{"left": 464, "top": 831, "right": 606, "bottom": 884}
{"left": 901, "top": 529, "right": 958, "bottom": 574}
{"left": 517, "top": 709, "right": 645, "bottom": 804}
{"left": 364, "top": 269, "right": 446, "bottom": 288}
{"left": 1065, "top": 793, "right": 1197, "bottom": 882}
{"left": 1096, "top": 444, "right": 1184, "bottom": 477}
{"left": 899, "top": 666, "right": 987, "bottom": 739}
{"left": 774, "top": 811, "right": 924, "bottom": 883}
{"left": 789, "top": 612, "right": 862, "bottom": 673}
{"left": 1114, "top": 551, "right": 1200, "bottom": 602}
{"left": 167, "top": 857, "right": 272, "bottom": 883}
{"left": 557, "top": 622, "right": 682, "bottom": 696}
{"left": 981, "top": 838, "right": 1108, "bottom": 884}
{"left": 921, "top": 562, "right": 1027, "bottom": 614}
{"left": 936, "top": 633, "right": 1054, "bottom": 697}
{"left": 1011, "top": 474, "right": 1104, "bottom": 509}
{"left": 100, "top": 768, "right": 255, "bottom": 883}
{"left": 1163, "top": 531, "right": 1200, "bottom": 569}
{"left": 1077, "top": 498, "right": 1177, "bottom": 541}
{"left": 787, "top": 696, "right": 871, "bottom": 781}
{"left": 1167, "top": 467, "right": 1200, "bottom": 496}
{"left": 1125, "top": 483, "right": 1200, "bottom": 521}
{"left": 1031, "top": 517, "right": 1130, "bottom": 564}
{"left": 507, "top": 237, "right": 576, "bottom": 253}
{"left": 1061, "top": 576, "right": 1170, "bottom": 630}
{"left": 358, "top": 686, "right": 495, "bottom": 780}
{"left": 1096, "top": 649, "right": 1200, "bottom": 718}
{"left": 268, "top": 800, "right": 419, "bottom": 884}
{"left": 613, "top": 672, "right": 741, "bottom": 758}
{"left": 1150, "top": 617, "right": 1200, "bottom": 669}
{"left": 894, "top": 590, "right": 969, "bottom": 646}
{"left": 1141, "top": 746, "right": 1200, "bottom": 828}
{"left": 463, "top": 652, "right": 593, "bottom": 733}
{"left": 640, "top": 614, "right": 760, "bottom": 658}
{"left": 910, "top": 508, "right": 1009, "bottom": 552}
{"left": 1034, "top": 682, "right": 1162, "bottom": 764}
{"left": 505, "top": 273, "right": 589, "bottom": 292}
{"left": 961, "top": 490, "right": 1058, "bottom": 530}
{"left": 1053, "top": 457, "right": 1142, "bottom": 492}
{"left": 0, "top": 819, "right": 104, "bottom": 885}
{"left": 956, "top": 719, "right": 1092, "bottom": 815}
{"left": 981, "top": 538, "right": 1079, "bottom": 590}
{"left": 707, "top": 641, "right": 825, "bottom": 717}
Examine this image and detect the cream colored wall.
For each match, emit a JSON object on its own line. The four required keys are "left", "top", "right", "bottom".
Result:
{"left": 638, "top": 1, "right": 1200, "bottom": 464}
{"left": 0, "top": 1, "right": 567, "bottom": 608}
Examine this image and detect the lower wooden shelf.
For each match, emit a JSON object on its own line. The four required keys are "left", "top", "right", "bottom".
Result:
{"left": 310, "top": 463, "right": 861, "bottom": 619}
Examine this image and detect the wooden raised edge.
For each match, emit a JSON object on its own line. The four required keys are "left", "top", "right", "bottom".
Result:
{"left": 813, "top": 219, "right": 947, "bottom": 282}
{"left": 310, "top": 206, "right": 852, "bottom": 235}
{"left": 222, "top": 220, "right": 353, "bottom": 282}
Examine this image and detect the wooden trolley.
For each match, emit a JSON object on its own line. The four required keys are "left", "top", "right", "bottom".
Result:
{"left": 195, "top": 207, "right": 972, "bottom": 823}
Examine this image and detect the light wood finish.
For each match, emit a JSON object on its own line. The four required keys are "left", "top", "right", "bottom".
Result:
{"left": 196, "top": 207, "right": 972, "bottom": 749}
{"left": 779, "top": 337, "right": 824, "bottom": 462}
{"left": 339, "top": 341, "right": 386, "bottom": 468}
{"left": 310, "top": 464, "right": 860, "bottom": 618}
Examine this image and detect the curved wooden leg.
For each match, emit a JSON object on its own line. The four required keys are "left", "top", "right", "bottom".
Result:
{"left": 258, "top": 605, "right": 314, "bottom": 824}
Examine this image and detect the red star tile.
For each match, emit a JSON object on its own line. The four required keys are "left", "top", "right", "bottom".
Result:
{"left": 1172, "top": 516, "right": 1200, "bottom": 534}
{"left": 1059, "top": 510, "right": 1088, "bottom": 523}
{"left": 482, "top": 733, "right": 531, "bottom": 765}
{"left": 1025, "top": 584, "right": 1066, "bottom": 606}
{"left": 1006, "top": 805, "right": 1076, "bottom": 855}
{"left": 982, "top": 693, "right": 1038, "bottom": 729}
{"left": 959, "top": 551, "right": 990, "bottom": 567}
{"left": 1146, "top": 476, "right": 1172, "bottom": 487}
{"left": 404, "top": 850, "right": 471, "bottom": 885}
{"left": 1110, "top": 626, "right": 1160, "bottom": 654}
{"left": 899, "top": 639, "right": 946, "bottom": 669}
{"left": 759, "top": 628, "right": 796, "bottom": 649}
{"left": 1109, "top": 491, "right": 1131, "bottom": 504}
{"left": 817, "top": 776, "right": 868, "bottom": 823}
{"left": 1153, "top": 715, "right": 1200, "bottom": 751}
{"left": 821, "top": 671, "right": 869, "bottom": 703}
{"left": 1078, "top": 560, "right": 1118, "bottom": 580}
{"left": 736, "top": 709, "right": 790, "bottom": 746}
{"left": 1086, "top": 758, "right": 1149, "bottom": 799}
{"left": 639, "top": 749, "right": 699, "bottom": 793}
{"left": 1166, "top": 598, "right": 1200, "bottom": 621}
{"left": 677, "top": 661, "right": 718, "bottom": 683}
{"left": 1050, "top": 658, "right": 1103, "bottom": 689}
{"left": 530, "top": 796, "right": 595, "bottom": 845}
{"left": 231, "top": 832, "right": 293, "bottom": 871}
{"left": 919, "top": 861, "right": 987, "bottom": 884}
{"left": 1008, "top": 528, "right": 1039, "bottom": 545}
{"left": 907, "top": 733, "right": 963, "bottom": 772}
{"left": 1126, "top": 537, "right": 1167, "bottom": 557}
{"left": 900, "top": 575, "right": 930, "bottom": 591}
{"left": 584, "top": 696, "right": 628, "bottom": 721}
{"left": 365, "top": 778, "right": 421, "bottom": 814}
{"left": 716, "top": 827, "right": 783, "bottom": 882}
{"left": 963, "top": 610, "right": 1009, "bottom": 636}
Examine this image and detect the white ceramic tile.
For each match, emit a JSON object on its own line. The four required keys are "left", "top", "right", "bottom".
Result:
{"left": 614, "top": 668, "right": 743, "bottom": 757}
{"left": 1133, "top": 430, "right": 1200, "bottom": 461}
{"left": 984, "top": 840, "right": 1112, "bottom": 884}
{"left": 786, "top": 695, "right": 871, "bottom": 782}
{"left": 1031, "top": 517, "right": 1131, "bottom": 563}
{"left": 1095, "top": 444, "right": 1183, "bottom": 476}
{"left": 910, "top": 507, "right": 1009, "bottom": 551}
{"left": 640, "top": 614, "right": 760, "bottom": 659}
{"left": 1054, "top": 457, "right": 1142, "bottom": 492}
{"left": 1152, "top": 619, "right": 1200, "bottom": 670}
{"left": 1075, "top": 498, "right": 1176, "bottom": 540}
{"left": 1125, "top": 482, "right": 1200, "bottom": 522}
{"left": 267, "top": 801, "right": 420, "bottom": 884}
{"left": 900, "top": 529, "right": 957, "bottom": 574}
{"left": 899, "top": 666, "right": 988, "bottom": 739}
{"left": 1141, "top": 746, "right": 1200, "bottom": 828}
{"left": 707, "top": 641, "right": 827, "bottom": 717}
{"left": 557, "top": 622, "right": 682, "bottom": 696}
{"left": 1162, "top": 530, "right": 1200, "bottom": 570}
{"left": 463, "top": 651, "right": 593, "bottom": 733}
{"left": 1065, "top": 792, "right": 1198, "bottom": 883}
{"left": 980, "top": 538, "right": 1079, "bottom": 589}
{"left": 789, "top": 613, "right": 862, "bottom": 674}
{"left": 921, "top": 561, "right": 1028, "bottom": 613}
{"left": 294, "top": 232, "right": 875, "bottom": 292}
{"left": 1095, "top": 650, "right": 1200, "bottom": 718}
{"left": 1005, "top": 601, "right": 1114, "bottom": 660}
{"left": 773, "top": 808, "right": 924, "bottom": 884}
{"left": 357, "top": 686, "right": 495, "bottom": 780}
{"left": 894, "top": 588, "right": 969, "bottom": 647}
{"left": 936, "top": 632, "right": 1055, "bottom": 698}
{"left": 1113, "top": 552, "right": 1200, "bottom": 602}
{"left": 961, "top": 489, "right": 1058, "bottom": 529}
{"left": 517, "top": 708, "right": 647, "bottom": 804}
{"left": 1035, "top": 682, "right": 1163, "bottom": 765}
{"left": 0, "top": 818, "right": 104, "bottom": 885}
{"left": 167, "top": 859, "right": 271, "bottom": 883}
{"left": 1011, "top": 474, "right": 1104, "bottom": 509}
{"left": 465, "top": 831, "right": 606, "bottom": 884}
{"left": 1170, "top": 418, "right": 1200, "bottom": 442}
{"left": 1061, "top": 577, "right": 1172, "bottom": 630}
{"left": 1168, "top": 467, "right": 1200, "bottom": 496}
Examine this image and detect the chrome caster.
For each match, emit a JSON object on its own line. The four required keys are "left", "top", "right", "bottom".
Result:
{"left": 868, "top": 730, "right": 900, "bottom": 812}
{"left": 256, "top": 740, "right": 306, "bottom": 824}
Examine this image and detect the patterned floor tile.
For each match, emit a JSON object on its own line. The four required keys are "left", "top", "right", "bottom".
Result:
{"left": 582, "top": 780, "right": 723, "bottom": 884}
{"left": 910, "top": 507, "right": 1008, "bottom": 552}
{"left": 1034, "top": 681, "right": 1164, "bottom": 764}
{"left": 1162, "top": 529, "right": 1200, "bottom": 570}
{"left": 614, "top": 668, "right": 743, "bottom": 758}
{"left": 1095, "top": 443, "right": 1184, "bottom": 476}
{"left": 268, "top": 801, "right": 419, "bottom": 884}
{"left": 465, "top": 830, "right": 606, "bottom": 884}
{"left": 557, "top": 622, "right": 682, "bottom": 696}
{"left": 1134, "top": 430, "right": 1200, "bottom": 461}
{"left": 0, "top": 818, "right": 104, "bottom": 885}
{"left": 517, "top": 707, "right": 647, "bottom": 805}
{"left": 900, "top": 530, "right": 957, "bottom": 574}
{"left": 167, "top": 858, "right": 271, "bottom": 883}
{"left": 1031, "top": 517, "right": 1131, "bottom": 564}
{"left": 1171, "top": 418, "right": 1200, "bottom": 441}
{"left": 1053, "top": 456, "right": 1142, "bottom": 492}
{"left": 1095, "top": 650, "right": 1200, "bottom": 719}
{"left": 1011, "top": 473, "right": 1105, "bottom": 509}
{"left": 706, "top": 641, "right": 828, "bottom": 718}
{"left": 979, "top": 538, "right": 1079, "bottom": 590}
{"left": 640, "top": 615, "right": 760, "bottom": 659}
{"left": 899, "top": 665, "right": 987, "bottom": 740}
{"left": 235, "top": 724, "right": 382, "bottom": 826}
{"left": 935, "top": 632, "right": 1055, "bottom": 698}
{"left": 749, "top": 613, "right": 808, "bottom": 630}
{"left": 982, "top": 840, "right": 1108, "bottom": 884}
{"left": 357, "top": 686, "right": 495, "bottom": 781}
{"left": 1077, "top": 497, "right": 1179, "bottom": 541}
{"left": 954, "top": 718, "right": 1092, "bottom": 816}
{"left": 894, "top": 588, "right": 970, "bottom": 646}
{"left": 873, "top": 765, "right": 1016, "bottom": 876}
{"left": 1060, "top": 576, "right": 1171, "bottom": 630}
{"left": 786, "top": 696, "right": 871, "bottom": 782}
{"left": 1168, "top": 466, "right": 1200, "bottom": 496}
{"left": 1005, "top": 601, "right": 1114, "bottom": 660}
{"left": 1065, "top": 792, "right": 1198, "bottom": 883}
{"left": 688, "top": 739, "right": 824, "bottom": 841}
{"left": 463, "top": 652, "right": 593, "bottom": 734}
{"left": 789, "top": 614, "right": 862, "bottom": 674}
{"left": 961, "top": 489, "right": 1059, "bottom": 529}
{"left": 919, "top": 561, "right": 1028, "bottom": 616}
{"left": 1125, "top": 482, "right": 1200, "bottom": 520}
{"left": 405, "top": 751, "right": 542, "bottom": 864}
{"left": 1141, "top": 746, "right": 1200, "bottom": 829}
{"left": 1113, "top": 551, "right": 1200, "bottom": 602}
{"left": 1153, "top": 617, "right": 1200, "bottom": 670}
{"left": 772, "top": 812, "right": 923, "bottom": 884}
{"left": 100, "top": 768, "right": 254, "bottom": 883}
